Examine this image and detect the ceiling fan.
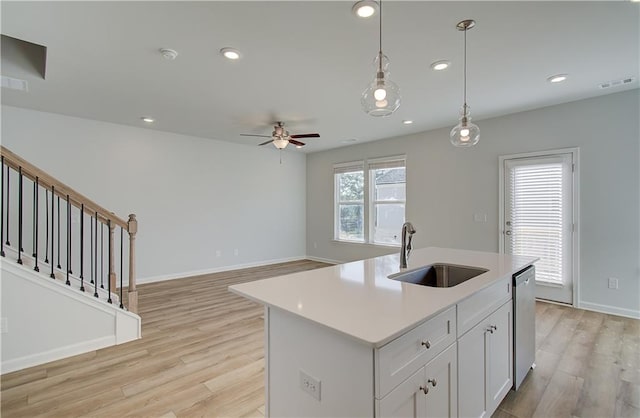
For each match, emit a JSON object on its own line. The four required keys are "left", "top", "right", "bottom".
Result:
{"left": 241, "top": 121, "right": 320, "bottom": 149}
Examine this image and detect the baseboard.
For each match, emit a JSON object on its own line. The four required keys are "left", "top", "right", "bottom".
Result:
{"left": 137, "top": 256, "right": 309, "bottom": 284}
{"left": 578, "top": 301, "right": 640, "bottom": 319}
{"left": 1, "top": 335, "right": 115, "bottom": 375}
{"left": 305, "top": 255, "right": 342, "bottom": 265}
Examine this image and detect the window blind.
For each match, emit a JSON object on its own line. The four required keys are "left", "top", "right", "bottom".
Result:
{"left": 509, "top": 162, "right": 564, "bottom": 284}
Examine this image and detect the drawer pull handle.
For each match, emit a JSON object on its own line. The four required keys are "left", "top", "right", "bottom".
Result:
{"left": 421, "top": 340, "right": 431, "bottom": 349}
{"left": 428, "top": 378, "right": 437, "bottom": 387}
{"left": 419, "top": 386, "right": 429, "bottom": 395}
{"left": 486, "top": 325, "right": 497, "bottom": 334}
{"left": 486, "top": 327, "right": 494, "bottom": 334}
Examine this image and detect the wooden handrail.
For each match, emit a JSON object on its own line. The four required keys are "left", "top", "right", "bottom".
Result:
{"left": 1, "top": 145, "right": 138, "bottom": 313}
{"left": 0, "top": 146, "right": 128, "bottom": 229}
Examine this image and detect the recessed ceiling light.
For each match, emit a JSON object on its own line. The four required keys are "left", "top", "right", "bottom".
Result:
{"left": 296, "top": 145, "right": 303, "bottom": 149}
{"left": 141, "top": 117, "right": 154, "bottom": 123}
{"left": 402, "top": 120, "right": 413, "bottom": 125}
{"left": 352, "top": 0, "right": 378, "bottom": 18}
{"left": 220, "top": 47, "right": 241, "bottom": 60}
{"left": 430, "top": 60, "right": 450, "bottom": 71}
{"left": 547, "top": 74, "right": 568, "bottom": 83}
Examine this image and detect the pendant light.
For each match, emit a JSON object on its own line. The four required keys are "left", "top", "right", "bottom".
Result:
{"left": 361, "top": 0, "right": 400, "bottom": 117}
{"left": 450, "top": 19, "right": 480, "bottom": 147}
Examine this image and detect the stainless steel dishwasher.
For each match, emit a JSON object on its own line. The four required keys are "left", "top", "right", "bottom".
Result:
{"left": 513, "top": 265, "right": 536, "bottom": 390}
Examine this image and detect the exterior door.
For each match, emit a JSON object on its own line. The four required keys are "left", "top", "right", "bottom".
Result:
{"left": 502, "top": 152, "right": 575, "bottom": 304}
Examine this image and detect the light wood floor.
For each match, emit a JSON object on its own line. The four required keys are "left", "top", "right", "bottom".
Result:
{"left": 2, "top": 261, "right": 639, "bottom": 417}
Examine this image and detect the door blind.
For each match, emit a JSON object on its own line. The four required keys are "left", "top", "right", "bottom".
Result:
{"left": 509, "top": 162, "right": 564, "bottom": 284}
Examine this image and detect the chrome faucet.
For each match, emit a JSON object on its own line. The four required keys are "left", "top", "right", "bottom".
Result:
{"left": 400, "top": 222, "right": 417, "bottom": 269}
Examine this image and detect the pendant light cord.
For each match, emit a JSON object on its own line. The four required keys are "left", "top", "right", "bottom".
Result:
{"left": 463, "top": 26, "right": 467, "bottom": 106}
{"left": 378, "top": 0, "right": 383, "bottom": 73}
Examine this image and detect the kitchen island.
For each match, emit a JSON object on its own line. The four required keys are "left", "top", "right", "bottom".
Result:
{"left": 230, "top": 247, "right": 537, "bottom": 417}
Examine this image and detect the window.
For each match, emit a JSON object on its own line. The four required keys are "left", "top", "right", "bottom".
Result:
{"left": 334, "top": 157, "right": 406, "bottom": 246}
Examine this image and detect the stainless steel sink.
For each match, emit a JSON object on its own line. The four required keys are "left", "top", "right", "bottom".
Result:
{"left": 388, "top": 264, "right": 488, "bottom": 288}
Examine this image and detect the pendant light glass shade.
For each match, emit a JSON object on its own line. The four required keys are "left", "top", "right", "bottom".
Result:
{"left": 361, "top": 0, "right": 400, "bottom": 117}
{"left": 361, "top": 52, "right": 401, "bottom": 117}
{"left": 450, "top": 19, "right": 479, "bottom": 147}
{"left": 450, "top": 104, "right": 480, "bottom": 147}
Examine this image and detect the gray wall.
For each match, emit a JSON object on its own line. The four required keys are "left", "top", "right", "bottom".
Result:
{"left": 2, "top": 106, "right": 307, "bottom": 281}
{"left": 306, "top": 90, "right": 639, "bottom": 317}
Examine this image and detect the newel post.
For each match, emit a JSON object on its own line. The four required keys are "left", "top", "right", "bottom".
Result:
{"left": 109, "top": 218, "right": 116, "bottom": 298}
{"left": 127, "top": 214, "right": 138, "bottom": 313}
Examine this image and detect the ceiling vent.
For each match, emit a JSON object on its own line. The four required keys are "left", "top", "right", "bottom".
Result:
{"left": 598, "top": 77, "right": 636, "bottom": 89}
{"left": 1, "top": 75, "right": 28, "bottom": 92}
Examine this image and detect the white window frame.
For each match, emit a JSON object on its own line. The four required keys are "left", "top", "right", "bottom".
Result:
{"left": 334, "top": 155, "right": 406, "bottom": 247}
{"left": 334, "top": 161, "right": 365, "bottom": 243}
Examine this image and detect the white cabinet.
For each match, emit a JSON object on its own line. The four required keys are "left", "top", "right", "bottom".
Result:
{"left": 376, "top": 306, "right": 456, "bottom": 398}
{"left": 458, "top": 301, "right": 513, "bottom": 418}
{"left": 377, "top": 343, "right": 458, "bottom": 418}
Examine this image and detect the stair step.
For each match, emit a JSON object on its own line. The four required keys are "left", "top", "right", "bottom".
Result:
{"left": 2, "top": 245, "right": 122, "bottom": 306}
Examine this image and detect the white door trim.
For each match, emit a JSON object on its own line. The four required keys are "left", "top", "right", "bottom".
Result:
{"left": 498, "top": 147, "right": 580, "bottom": 307}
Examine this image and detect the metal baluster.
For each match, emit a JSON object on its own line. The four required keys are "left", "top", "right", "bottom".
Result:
{"left": 120, "top": 227, "right": 124, "bottom": 309}
{"left": 68, "top": 196, "right": 72, "bottom": 274}
{"left": 57, "top": 196, "right": 61, "bottom": 269}
{"left": 80, "top": 204, "right": 84, "bottom": 291}
{"left": 33, "top": 177, "right": 39, "bottom": 272}
{"left": 17, "top": 167, "right": 23, "bottom": 264}
{"left": 90, "top": 214, "right": 94, "bottom": 284}
{"left": 32, "top": 177, "right": 36, "bottom": 256}
{"left": 66, "top": 195, "right": 70, "bottom": 285}
{"left": 0, "top": 156, "right": 4, "bottom": 257}
{"left": 50, "top": 186, "right": 55, "bottom": 279}
{"left": 5, "top": 165, "right": 9, "bottom": 246}
{"left": 107, "top": 219, "right": 112, "bottom": 304}
{"left": 94, "top": 212, "right": 98, "bottom": 298}
{"left": 45, "top": 189, "right": 49, "bottom": 263}
{"left": 100, "top": 221, "right": 104, "bottom": 289}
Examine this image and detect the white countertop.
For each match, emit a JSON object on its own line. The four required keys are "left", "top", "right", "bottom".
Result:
{"left": 229, "top": 247, "right": 537, "bottom": 347}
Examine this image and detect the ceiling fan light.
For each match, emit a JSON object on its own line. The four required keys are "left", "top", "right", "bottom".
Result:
{"left": 273, "top": 138, "right": 289, "bottom": 149}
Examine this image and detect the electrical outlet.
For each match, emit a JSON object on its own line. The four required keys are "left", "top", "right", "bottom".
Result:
{"left": 608, "top": 277, "right": 619, "bottom": 289}
{"left": 216, "top": 250, "right": 221, "bottom": 257}
{"left": 299, "top": 370, "right": 321, "bottom": 401}
{"left": 0, "top": 317, "right": 8, "bottom": 334}
{"left": 234, "top": 249, "right": 239, "bottom": 256}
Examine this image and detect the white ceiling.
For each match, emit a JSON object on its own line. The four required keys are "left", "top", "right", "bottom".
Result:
{"left": 1, "top": 1, "right": 638, "bottom": 153}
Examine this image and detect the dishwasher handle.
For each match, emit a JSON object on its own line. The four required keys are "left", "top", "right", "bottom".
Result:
{"left": 513, "top": 265, "right": 535, "bottom": 286}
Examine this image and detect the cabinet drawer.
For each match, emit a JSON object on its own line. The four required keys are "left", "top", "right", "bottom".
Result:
{"left": 375, "top": 306, "right": 456, "bottom": 399}
{"left": 457, "top": 276, "right": 511, "bottom": 337}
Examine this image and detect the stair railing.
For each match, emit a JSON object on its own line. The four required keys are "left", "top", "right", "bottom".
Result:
{"left": 0, "top": 146, "right": 138, "bottom": 313}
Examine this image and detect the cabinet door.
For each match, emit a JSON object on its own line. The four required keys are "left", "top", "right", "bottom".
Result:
{"left": 457, "top": 320, "right": 488, "bottom": 418}
{"left": 424, "top": 343, "right": 458, "bottom": 418}
{"left": 486, "top": 302, "right": 513, "bottom": 416}
{"left": 377, "top": 368, "right": 427, "bottom": 418}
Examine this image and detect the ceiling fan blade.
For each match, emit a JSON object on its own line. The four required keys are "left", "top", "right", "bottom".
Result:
{"left": 288, "top": 139, "right": 306, "bottom": 147}
{"left": 258, "top": 140, "right": 274, "bottom": 146}
{"left": 240, "top": 134, "right": 272, "bottom": 138}
{"left": 290, "top": 133, "right": 320, "bottom": 139}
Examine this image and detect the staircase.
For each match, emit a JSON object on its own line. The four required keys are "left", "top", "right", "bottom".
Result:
{"left": 0, "top": 146, "right": 141, "bottom": 373}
